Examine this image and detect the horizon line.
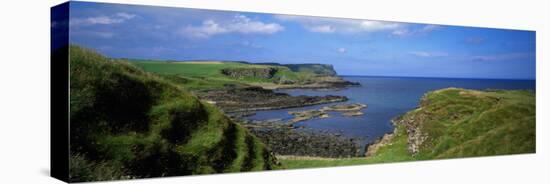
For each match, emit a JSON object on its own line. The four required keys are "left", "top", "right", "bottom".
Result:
{"left": 115, "top": 57, "right": 535, "bottom": 81}
{"left": 340, "top": 75, "right": 536, "bottom": 81}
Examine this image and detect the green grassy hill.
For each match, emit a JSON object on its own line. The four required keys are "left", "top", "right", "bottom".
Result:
{"left": 279, "top": 88, "right": 535, "bottom": 169}
{"left": 68, "top": 46, "right": 277, "bottom": 182}
{"left": 131, "top": 60, "right": 322, "bottom": 90}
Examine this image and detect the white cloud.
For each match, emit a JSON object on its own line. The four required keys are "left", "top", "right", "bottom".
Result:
{"left": 392, "top": 24, "right": 440, "bottom": 37}
{"left": 71, "top": 12, "right": 136, "bottom": 26}
{"left": 182, "top": 20, "right": 227, "bottom": 38}
{"left": 409, "top": 51, "right": 448, "bottom": 57}
{"left": 337, "top": 48, "right": 347, "bottom": 53}
{"left": 116, "top": 12, "right": 136, "bottom": 19}
{"left": 233, "top": 15, "right": 284, "bottom": 34}
{"left": 471, "top": 52, "right": 533, "bottom": 62}
{"left": 275, "top": 15, "right": 403, "bottom": 34}
{"left": 86, "top": 16, "right": 125, "bottom": 24}
{"left": 359, "top": 20, "right": 401, "bottom": 31}
{"left": 391, "top": 29, "right": 410, "bottom": 37}
{"left": 180, "top": 14, "right": 284, "bottom": 39}
{"left": 420, "top": 25, "right": 440, "bottom": 32}
{"left": 309, "top": 25, "right": 335, "bottom": 33}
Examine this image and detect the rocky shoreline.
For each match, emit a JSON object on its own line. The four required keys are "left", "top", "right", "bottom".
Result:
{"left": 270, "top": 80, "right": 361, "bottom": 90}
{"left": 364, "top": 120, "right": 397, "bottom": 157}
{"left": 197, "top": 79, "right": 365, "bottom": 158}
{"left": 240, "top": 121, "right": 363, "bottom": 158}
{"left": 256, "top": 77, "right": 361, "bottom": 90}
{"left": 197, "top": 86, "right": 349, "bottom": 113}
{"left": 363, "top": 114, "right": 423, "bottom": 157}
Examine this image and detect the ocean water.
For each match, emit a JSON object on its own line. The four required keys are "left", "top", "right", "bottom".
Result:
{"left": 246, "top": 76, "right": 536, "bottom": 144}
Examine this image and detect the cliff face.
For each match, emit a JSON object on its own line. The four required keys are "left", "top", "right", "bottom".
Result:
{"left": 221, "top": 67, "right": 278, "bottom": 79}
{"left": 284, "top": 64, "right": 337, "bottom": 76}
{"left": 253, "top": 63, "right": 338, "bottom": 76}
{"left": 68, "top": 46, "right": 277, "bottom": 182}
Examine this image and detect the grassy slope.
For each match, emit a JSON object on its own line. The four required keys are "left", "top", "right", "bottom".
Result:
{"left": 132, "top": 61, "right": 316, "bottom": 90}
{"left": 279, "top": 88, "right": 535, "bottom": 169}
{"left": 68, "top": 46, "right": 276, "bottom": 182}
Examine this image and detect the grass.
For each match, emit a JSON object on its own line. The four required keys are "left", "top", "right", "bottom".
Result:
{"left": 159, "top": 74, "right": 247, "bottom": 91}
{"left": 279, "top": 88, "right": 535, "bottom": 169}
{"left": 131, "top": 60, "right": 317, "bottom": 90}
{"left": 68, "top": 46, "right": 276, "bottom": 182}
{"left": 412, "top": 88, "right": 535, "bottom": 159}
{"left": 134, "top": 61, "right": 254, "bottom": 78}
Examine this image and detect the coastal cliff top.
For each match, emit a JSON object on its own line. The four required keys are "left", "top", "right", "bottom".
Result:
{"left": 279, "top": 88, "right": 535, "bottom": 168}
{"left": 130, "top": 59, "right": 355, "bottom": 90}
{"left": 390, "top": 87, "right": 535, "bottom": 159}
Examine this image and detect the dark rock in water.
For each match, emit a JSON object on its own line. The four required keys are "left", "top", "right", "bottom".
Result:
{"left": 342, "top": 111, "right": 364, "bottom": 116}
{"left": 324, "top": 80, "right": 361, "bottom": 88}
{"left": 198, "top": 86, "right": 348, "bottom": 113}
{"left": 288, "top": 109, "right": 329, "bottom": 123}
{"left": 321, "top": 103, "right": 367, "bottom": 112}
{"left": 286, "top": 103, "right": 367, "bottom": 123}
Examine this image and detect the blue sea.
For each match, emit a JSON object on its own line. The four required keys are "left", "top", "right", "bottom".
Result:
{"left": 246, "top": 76, "right": 535, "bottom": 145}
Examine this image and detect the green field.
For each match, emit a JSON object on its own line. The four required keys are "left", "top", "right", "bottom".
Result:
{"left": 279, "top": 88, "right": 536, "bottom": 169}
{"left": 132, "top": 60, "right": 317, "bottom": 90}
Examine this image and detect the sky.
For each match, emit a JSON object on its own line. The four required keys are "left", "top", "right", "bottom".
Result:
{"left": 60, "top": 1, "right": 536, "bottom": 79}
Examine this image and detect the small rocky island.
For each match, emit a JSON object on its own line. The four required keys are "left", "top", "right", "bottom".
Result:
{"left": 288, "top": 103, "right": 368, "bottom": 123}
